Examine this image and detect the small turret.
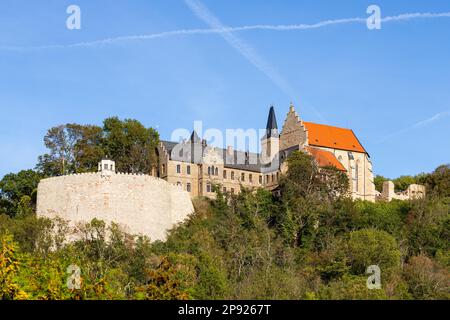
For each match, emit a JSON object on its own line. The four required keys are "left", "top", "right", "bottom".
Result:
{"left": 98, "top": 156, "right": 116, "bottom": 176}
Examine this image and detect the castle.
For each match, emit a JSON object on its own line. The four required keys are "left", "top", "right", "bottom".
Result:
{"left": 156, "top": 104, "right": 378, "bottom": 201}
{"left": 36, "top": 103, "right": 425, "bottom": 241}
{"left": 36, "top": 158, "right": 194, "bottom": 241}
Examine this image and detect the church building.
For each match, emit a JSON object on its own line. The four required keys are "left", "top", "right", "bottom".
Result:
{"left": 156, "top": 104, "right": 376, "bottom": 202}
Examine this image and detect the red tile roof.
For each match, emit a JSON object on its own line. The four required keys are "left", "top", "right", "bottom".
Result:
{"left": 305, "top": 146, "right": 347, "bottom": 171}
{"left": 303, "top": 122, "right": 366, "bottom": 153}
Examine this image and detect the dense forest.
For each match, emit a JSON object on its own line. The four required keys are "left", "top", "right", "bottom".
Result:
{"left": 0, "top": 118, "right": 449, "bottom": 300}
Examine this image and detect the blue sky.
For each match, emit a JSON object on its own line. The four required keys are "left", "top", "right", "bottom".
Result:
{"left": 0, "top": 0, "right": 449, "bottom": 179}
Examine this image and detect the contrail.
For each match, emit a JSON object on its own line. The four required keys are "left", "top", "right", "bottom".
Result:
{"left": 1, "top": 12, "right": 449, "bottom": 51}
{"left": 182, "top": 1, "right": 294, "bottom": 97}
{"left": 377, "top": 110, "right": 450, "bottom": 143}
{"left": 183, "top": 0, "right": 327, "bottom": 122}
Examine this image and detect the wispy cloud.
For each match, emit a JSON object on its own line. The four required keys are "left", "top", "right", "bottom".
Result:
{"left": 377, "top": 110, "right": 450, "bottom": 143}
{"left": 3, "top": 8, "right": 449, "bottom": 124}
{"left": 1, "top": 11, "right": 449, "bottom": 51}
{"left": 182, "top": 1, "right": 295, "bottom": 99}
{"left": 182, "top": 0, "right": 328, "bottom": 122}
{"left": 412, "top": 110, "right": 450, "bottom": 128}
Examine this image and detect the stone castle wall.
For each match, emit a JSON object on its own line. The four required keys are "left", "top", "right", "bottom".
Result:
{"left": 379, "top": 180, "right": 426, "bottom": 201}
{"left": 36, "top": 172, "right": 194, "bottom": 241}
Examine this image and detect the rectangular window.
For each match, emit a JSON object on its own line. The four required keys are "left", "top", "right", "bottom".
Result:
{"left": 177, "top": 164, "right": 181, "bottom": 174}
{"left": 187, "top": 165, "right": 191, "bottom": 175}
{"left": 249, "top": 174, "right": 253, "bottom": 183}
{"left": 231, "top": 188, "right": 235, "bottom": 194}
{"left": 231, "top": 171, "right": 234, "bottom": 180}
{"left": 241, "top": 173, "right": 245, "bottom": 181}
{"left": 259, "top": 175, "right": 262, "bottom": 184}
{"left": 223, "top": 170, "right": 227, "bottom": 179}
{"left": 187, "top": 183, "right": 191, "bottom": 192}
{"left": 206, "top": 184, "right": 211, "bottom": 193}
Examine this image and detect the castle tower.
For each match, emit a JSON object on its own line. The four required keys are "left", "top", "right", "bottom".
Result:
{"left": 190, "top": 130, "right": 203, "bottom": 164}
{"left": 261, "top": 106, "right": 279, "bottom": 165}
{"left": 98, "top": 156, "right": 116, "bottom": 176}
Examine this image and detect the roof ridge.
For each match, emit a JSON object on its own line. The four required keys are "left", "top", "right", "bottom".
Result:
{"left": 303, "top": 121, "right": 352, "bottom": 131}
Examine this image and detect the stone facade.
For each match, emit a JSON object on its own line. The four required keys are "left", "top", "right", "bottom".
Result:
{"left": 36, "top": 159, "right": 194, "bottom": 241}
{"left": 378, "top": 181, "right": 426, "bottom": 201}
{"left": 279, "top": 105, "right": 376, "bottom": 201}
{"left": 157, "top": 103, "right": 378, "bottom": 201}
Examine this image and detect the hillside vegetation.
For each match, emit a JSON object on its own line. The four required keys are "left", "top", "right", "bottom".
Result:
{"left": 0, "top": 119, "right": 449, "bottom": 300}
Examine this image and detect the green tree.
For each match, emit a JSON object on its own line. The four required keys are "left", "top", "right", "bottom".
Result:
{"left": 347, "top": 229, "right": 401, "bottom": 274}
{"left": 36, "top": 124, "right": 104, "bottom": 176}
{"left": 403, "top": 255, "right": 450, "bottom": 299}
{"left": 393, "top": 175, "right": 417, "bottom": 192}
{"left": 135, "top": 257, "right": 191, "bottom": 300}
{"left": 374, "top": 175, "right": 388, "bottom": 192}
{"left": 0, "top": 233, "right": 28, "bottom": 300}
{"left": 423, "top": 164, "right": 450, "bottom": 199}
{"left": 0, "top": 170, "right": 42, "bottom": 217}
{"left": 102, "top": 117, "right": 159, "bottom": 174}
{"left": 277, "top": 151, "right": 349, "bottom": 247}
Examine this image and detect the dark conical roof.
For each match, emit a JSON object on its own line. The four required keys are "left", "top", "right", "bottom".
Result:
{"left": 265, "top": 106, "right": 279, "bottom": 138}
{"left": 190, "top": 130, "right": 201, "bottom": 143}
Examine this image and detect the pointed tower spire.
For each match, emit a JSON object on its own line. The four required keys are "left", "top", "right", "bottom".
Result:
{"left": 265, "top": 105, "right": 279, "bottom": 138}
{"left": 190, "top": 130, "right": 201, "bottom": 143}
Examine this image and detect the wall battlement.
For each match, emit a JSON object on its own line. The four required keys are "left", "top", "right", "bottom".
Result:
{"left": 36, "top": 169, "right": 194, "bottom": 241}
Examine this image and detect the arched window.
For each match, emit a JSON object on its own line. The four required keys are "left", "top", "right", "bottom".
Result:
{"left": 215, "top": 167, "right": 218, "bottom": 176}
{"left": 186, "top": 183, "right": 191, "bottom": 192}
{"left": 355, "top": 160, "right": 360, "bottom": 192}
{"left": 208, "top": 166, "right": 211, "bottom": 175}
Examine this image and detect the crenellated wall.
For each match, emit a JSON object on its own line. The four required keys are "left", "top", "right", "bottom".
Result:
{"left": 36, "top": 172, "right": 194, "bottom": 241}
